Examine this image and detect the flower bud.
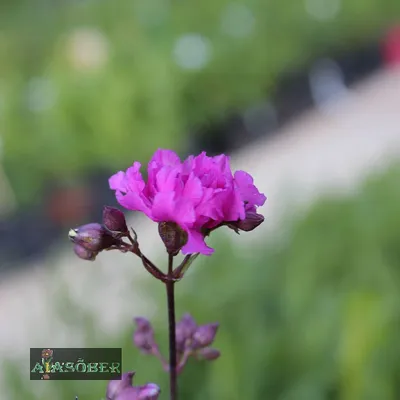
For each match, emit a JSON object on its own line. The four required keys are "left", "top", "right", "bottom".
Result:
{"left": 68, "top": 223, "right": 117, "bottom": 252}
{"left": 73, "top": 243, "right": 97, "bottom": 261}
{"left": 192, "top": 323, "right": 219, "bottom": 349}
{"left": 133, "top": 317, "right": 156, "bottom": 354}
{"left": 197, "top": 347, "right": 221, "bottom": 361}
{"left": 158, "top": 222, "right": 188, "bottom": 256}
{"left": 227, "top": 212, "right": 264, "bottom": 233}
{"left": 103, "top": 206, "right": 128, "bottom": 235}
{"left": 175, "top": 313, "right": 197, "bottom": 351}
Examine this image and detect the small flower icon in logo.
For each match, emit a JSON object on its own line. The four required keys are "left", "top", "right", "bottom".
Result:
{"left": 42, "top": 374, "right": 50, "bottom": 380}
{"left": 41, "top": 349, "right": 53, "bottom": 359}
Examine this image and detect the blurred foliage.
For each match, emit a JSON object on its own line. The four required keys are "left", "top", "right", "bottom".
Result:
{"left": 5, "top": 163, "right": 400, "bottom": 399}
{"left": 1, "top": 0, "right": 400, "bottom": 204}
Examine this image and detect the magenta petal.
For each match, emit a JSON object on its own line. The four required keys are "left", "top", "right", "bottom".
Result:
{"left": 182, "top": 154, "right": 194, "bottom": 175}
{"left": 182, "top": 173, "right": 203, "bottom": 206}
{"left": 147, "top": 151, "right": 180, "bottom": 197}
{"left": 150, "top": 148, "right": 181, "bottom": 167}
{"left": 109, "top": 171, "right": 126, "bottom": 191}
{"left": 151, "top": 192, "right": 176, "bottom": 222}
{"left": 215, "top": 188, "right": 245, "bottom": 221}
{"left": 116, "top": 191, "right": 152, "bottom": 216}
{"left": 234, "top": 170, "right": 267, "bottom": 208}
{"left": 175, "top": 198, "right": 197, "bottom": 226}
{"left": 152, "top": 192, "right": 196, "bottom": 226}
{"left": 155, "top": 166, "right": 181, "bottom": 192}
{"left": 195, "top": 188, "right": 220, "bottom": 220}
{"left": 182, "top": 229, "right": 214, "bottom": 255}
{"left": 234, "top": 170, "right": 254, "bottom": 186}
{"left": 212, "top": 154, "right": 231, "bottom": 176}
{"left": 125, "top": 163, "right": 146, "bottom": 192}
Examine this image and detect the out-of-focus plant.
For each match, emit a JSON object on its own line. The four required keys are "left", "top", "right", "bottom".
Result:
{"left": 1, "top": 0, "right": 400, "bottom": 205}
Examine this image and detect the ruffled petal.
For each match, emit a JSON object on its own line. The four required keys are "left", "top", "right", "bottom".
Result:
{"left": 182, "top": 173, "right": 203, "bottom": 207}
{"left": 181, "top": 229, "right": 214, "bottom": 255}
{"left": 151, "top": 192, "right": 196, "bottom": 226}
{"left": 155, "top": 166, "right": 181, "bottom": 192}
{"left": 109, "top": 171, "right": 126, "bottom": 191}
{"left": 125, "top": 162, "right": 146, "bottom": 192}
{"left": 149, "top": 148, "right": 181, "bottom": 168}
{"left": 234, "top": 170, "right": 267, "bottom": 209}
{"left": 116, "top": 191, "right": 152, "bottom": 217}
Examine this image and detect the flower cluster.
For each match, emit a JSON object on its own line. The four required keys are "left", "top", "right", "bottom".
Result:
{"left": 109, "top": 149, "right": 266, "bottom": 255}
{"left": 133, "top": 314, "right": 220, "bottom": 374}
{"left": 67, "top": 148, "right": 266, "bottom": 400}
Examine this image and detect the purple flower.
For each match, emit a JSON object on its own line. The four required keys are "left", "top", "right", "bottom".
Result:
{"left": 109, "top": 149, "right": 266, "bottom": 255}
{"left": 106, "top": 372, "right": 160, "bottom": 400}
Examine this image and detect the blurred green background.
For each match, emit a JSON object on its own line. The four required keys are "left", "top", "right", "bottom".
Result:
{"left": 1, "top": 0, "right": 399, "bottom": 205}
{"left": 2, "top": 0, "right": 400, "bottom": 399}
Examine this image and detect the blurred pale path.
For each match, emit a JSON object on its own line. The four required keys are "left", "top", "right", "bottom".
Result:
{"left": 1, "top": 67, "right": 400, "bottom": 386}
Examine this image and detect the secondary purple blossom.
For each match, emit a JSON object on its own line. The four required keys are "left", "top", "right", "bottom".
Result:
{"left": 106, "top": 372, "right": 160, "bottom": 400}
{"left": 109, "top": 149, "right": 266, "bottom": 255}
{"left": 132, "top": 313, "right": 220, "bottom": 374}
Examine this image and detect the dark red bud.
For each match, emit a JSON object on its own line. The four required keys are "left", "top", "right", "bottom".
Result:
{"left": 227, "top": 212, "right": 264, "bottom": 233}
{"left": 158, "top": 222, "right": 188, "bottom": 256}
{"left": 73, "top": 244, "right": 97, "bottom": 261}
{"left": 68, "top": 223, "right": 117, "bottom": 252}
{"left": 103, "top": 206, "right": 128, "bottom": 235}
